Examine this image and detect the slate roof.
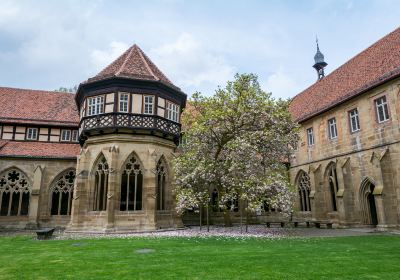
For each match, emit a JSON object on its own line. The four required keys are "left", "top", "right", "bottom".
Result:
{"left": 0, "top": 87, "right": 79, "bottom": 126}
{"left": 0, "top": 140, "right": 80, "bottom": 159}
{"left": 85, "top": 44, "right": 180, "bottom": 90}
{"left": 290, "top": 27, "right": 400, "bottom": 123}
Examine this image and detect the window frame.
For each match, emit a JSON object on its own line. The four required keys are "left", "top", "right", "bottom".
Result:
{"left": 87, "top": 95, "right": 105, "bottom": 116}
{"left": 143, "top": 95, "right": 154, "bottom": 115}
{"left": 374, "top": 95, "right": 390, "bottom": 123}
{"left": 166, "top": 101, "right": 179, "bottom": 123}
{"left": 306, "top": 127, "right": 314, "bottom": 146}
{"left": 26, "top": 127, "right": 38, "bottom": 141}
{"left": 327, "top": 118, "right": 338, "bottom": 140}
{"left": 61, "top": 129, "right": 72, "bottom": 142}
{"left": 118, "top": 93, "right": 130, "bottom": 113}
{"left": 348, "top": 108, "right": 361, "bottom": 133}
{"left": 71, "top": 130, "right": 78, "bottom": 142}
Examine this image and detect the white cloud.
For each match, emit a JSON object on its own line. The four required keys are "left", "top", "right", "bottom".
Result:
{"left": 262, "top": 68, "right": 299, "bottom": 99}
{"left": 90, "top": 41, "right": 130, "bottom": 73}
{"left": 149, "top": 33, "right": 236, "bottom": 94}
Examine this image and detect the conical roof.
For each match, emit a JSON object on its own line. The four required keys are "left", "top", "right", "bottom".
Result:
{"left": 86, "top": 44, "right": 180, "bottom": 90}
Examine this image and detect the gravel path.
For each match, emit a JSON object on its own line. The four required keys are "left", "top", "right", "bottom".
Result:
{"left": 1, "top": 225, "right": 395, "bottom": 240}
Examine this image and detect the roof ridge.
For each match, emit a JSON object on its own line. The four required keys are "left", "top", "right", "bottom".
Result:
{"left": 115, "top": 46, "right": 135, "bottom": 76}
{"left": 135, "top": 45, "right": 159, "bottom": 81}
{"left": 0, "top": 86, "right": 75, "bottom": 96}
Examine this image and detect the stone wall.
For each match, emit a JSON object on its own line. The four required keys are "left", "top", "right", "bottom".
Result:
{"left": 0, "top": 157, "right": 76, "bottom": 229}
{"left": 290, "top": 77, "right": 400, "bottom": 228}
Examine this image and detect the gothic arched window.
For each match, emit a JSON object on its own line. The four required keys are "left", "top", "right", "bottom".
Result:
{"left": 50, "top": 170, "right": 75, "bottom": 215}
{"left": 93, "top": 155, "right": 109, "bottom": 211}
{"left": 298, "top": 171, "right": 311, "bottom": 212}
{"left": 156, "top": 159, "right": 167, "bottom": 210}
{"left": 0, "top": 169, "right": 31, "bottom": 216}
{"left": 327, "top": 164, "right": 339, "bottom": 212}
{"left": 120, "top": 154, "right": 143, "bottom": 211}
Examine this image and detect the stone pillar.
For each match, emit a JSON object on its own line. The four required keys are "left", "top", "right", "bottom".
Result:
{"left": 370, "top": 152, "right": 387, "bottom": 228}
{"left": 335, "top": 158, "right": 349, "bottom": 227}
{"left": 105, "top": 145, "right": 119, "bottom": 231}
{"left": 144, "top": 149, "right": 157, "bottom": 230}
{"left": 26, "top": 165, "right": 43, "bottom": 229}
{"left": 68, "top": 149, "right": 90, "bottom": 230}
{"left": 374, "top": 194, "right": 387, "bottom": 230}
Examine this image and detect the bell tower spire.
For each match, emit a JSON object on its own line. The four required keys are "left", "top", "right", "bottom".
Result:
{"left": 313, "top": 37, "right": 328, "bottom": 80}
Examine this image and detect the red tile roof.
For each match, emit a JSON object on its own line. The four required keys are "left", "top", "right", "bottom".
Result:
{"left": 290, "top": 27, "right": 400, "bottom": 123}
{"left": 86, "top": 44, "right": 180, "bottom": 90}
{"left": 0, "top": 140, "right": 79, "bottom": 159}
{"left": 0, "top": 87, "right": 79, "bottom": 126}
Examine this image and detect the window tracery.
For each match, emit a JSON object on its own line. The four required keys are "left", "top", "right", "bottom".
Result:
{"left": 298, "top": 171, "right": 311, "bottom": 212}
{"left": 50, "top": 170, "right": 75, "bottom": 215}
{"left": 0, "top": 169, "right": 31, "bottom": 216}
{"left": 93, "top": 156, "right": 109, "bottom": 211}
{"left": 120, "top": 154, "right": 143, "bottom": 211}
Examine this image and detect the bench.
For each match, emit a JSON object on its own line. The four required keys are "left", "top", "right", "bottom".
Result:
{"left": 292, "top": 221, "right": 311, "bottom": 228}
{"left": 312, "top": 221, "right": 333, "bottom": 229}
{"left": 36, "top": 228, "right": 55, "bottom": 240}
{"left": 265, "top": 222, "right": 286, "bottom": 228}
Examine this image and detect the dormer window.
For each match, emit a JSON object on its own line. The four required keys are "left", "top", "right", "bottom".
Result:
{"left": 119, "top": 93, "right": 129, "bottom": 113}
{"left": 167, "top": 102, "right": 179, "bottom": 122}
{"left": 144, "top": 95, "right": 154, "bottom": 115}
{"left": 26, "top": 128, "right": 38, "bottom": 140}
{"left": 87, "top": 96, "right": 104, "bottom": 116}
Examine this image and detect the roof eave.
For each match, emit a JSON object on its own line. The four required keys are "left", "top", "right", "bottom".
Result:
{"left": 295, "top": 69, "right": 400, "bottom": 124}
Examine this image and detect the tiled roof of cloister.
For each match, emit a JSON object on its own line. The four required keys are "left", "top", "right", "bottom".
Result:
{"left": 290, "top": 27, "right": 400, "bottom": 123}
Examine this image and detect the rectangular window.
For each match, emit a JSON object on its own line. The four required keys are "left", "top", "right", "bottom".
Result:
{"left": 144, "top": 96, "right": 154, "bottom": 115}
{"left": 306, "top": 127, "right": 314, "bottom": 146}
{"left": 119, "top": 93, "right": 129, "bottom": 113}
{"left": 87, "top": 96, "right": 104, "bottom": 116}
{"left": 72, "top": 130, "right": 78, "bottom": 142}
{"left": 61, "top": 129, "right": 71, "bottom": 141}
{"left": 166, "top": 102, "right": 179, "bottom": 122}
{"left": 26, "top": 128, "right": 38, "bottom": 140}
{"left": 349, "top": 108, "right": 360, "bottom": 133}
{"left": 375, "top": 96, "right": 389, "bottom": 123}
{"left": 328, "top": 118, "right": 338, "bottom": 139}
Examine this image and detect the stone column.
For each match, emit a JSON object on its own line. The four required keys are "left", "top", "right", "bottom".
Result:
{"left": 105, "top": 145, "right": 119, "bottom": 231}
{"left": 68, "top": 149, "right": 90, "bottom": 231}
{"left": 26, "top": 165, "right": 43, "bottom": 229}
{"left": 335, "top": 158, "right": 348, "bottom": 227}
{"left": 370, "top": 152, "right": 387, "bottom": 228}
{"left": 144, "top": 149, "right": 157, "bottom": 230}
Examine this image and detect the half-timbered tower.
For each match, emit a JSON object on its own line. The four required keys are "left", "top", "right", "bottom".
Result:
{"left": 68, "top": 44, "right": 186, "bottom": 232}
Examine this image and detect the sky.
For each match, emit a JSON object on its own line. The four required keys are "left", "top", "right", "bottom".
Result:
{"left": 0, "top": 0, "right": 399, "bottom": 99}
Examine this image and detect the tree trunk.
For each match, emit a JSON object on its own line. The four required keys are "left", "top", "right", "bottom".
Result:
{"left": 207, "top": 202, "right": 210, "bottom": 232}
{"left": 199, "top": 204, "right": 202, "bottom": 231}
{"left": 240, "top": 200, "right": 244, "bottom": 234}
{"left": 223, "top": 210, "right": 232, "bottom": 227}
{"left": 245, "top": 200, "right": 249, "bottom": 233}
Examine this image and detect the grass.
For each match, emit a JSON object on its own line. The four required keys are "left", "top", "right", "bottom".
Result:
{"left": 0, "top": 235, "right": 399, "bottom": 279}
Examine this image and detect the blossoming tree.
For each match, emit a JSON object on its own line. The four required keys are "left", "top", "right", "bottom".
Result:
{"left": 173, "top": 73, "right": 299, "bottom": 231}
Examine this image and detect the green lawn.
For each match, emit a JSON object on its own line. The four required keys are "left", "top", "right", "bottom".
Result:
{"left": 0, "top": 235, "right": 399, "bottom": 280}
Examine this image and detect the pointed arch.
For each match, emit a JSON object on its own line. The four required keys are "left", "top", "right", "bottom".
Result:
{"left": 359, "top": 177, "right": 378, "bottom": 225}
{"left": 325, "top": 162, "right": 339, "bottom": 212}
{"left": 92, "top": 153, "right": 109, "bottom": 211}
{"left": 120, "top": 152, "right": 143, "bottom": 211}
{"left": 0, "top": 167, "right": 31, "bottom": 216}
{"left": 49, "top": 168, "right": 76, "bottom": 216}
{"left": 296, "top": 170, "right": 311, "bottom": 212}
{"left": 156, "top": 155, "right": 168, "bottom": 210}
